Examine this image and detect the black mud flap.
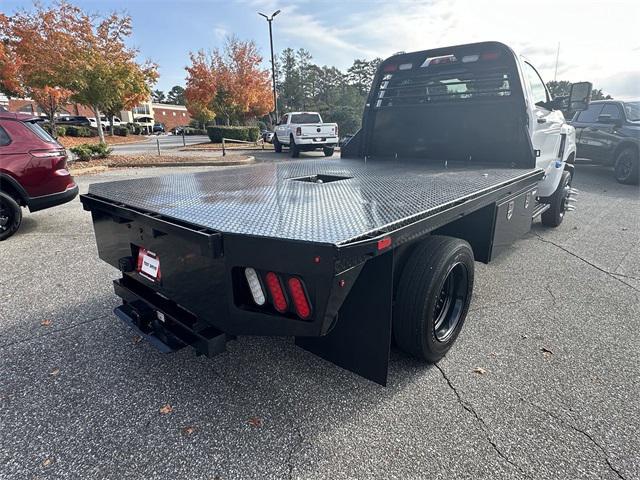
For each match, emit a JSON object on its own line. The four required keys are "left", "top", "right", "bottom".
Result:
{"left": 296, "top": 251, "right": 394, "bottom": 386}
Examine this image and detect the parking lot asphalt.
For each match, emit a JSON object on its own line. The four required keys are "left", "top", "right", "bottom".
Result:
{"left": 1, "top": 153, "right": 638, "bottom": 480}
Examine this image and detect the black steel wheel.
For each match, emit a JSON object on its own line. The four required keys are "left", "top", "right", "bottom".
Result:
{"left": 614, "top": 147, "right": 639, "bottom": 185}
{"left": 0, "top": 191, "right": 22, "bottom": 241}
{"left": 541, "top": 171, "right": 571, "bottom": 227}
{"left": 393, "top": 236, "right": 474, "bottom": 362}
{"left": 323, "top": 147, "right": 335, "bottom": 157}
{"left": 273, "top": 135, "right": 282, "bottom": 153}
{"left": 290, "top": 136, "right": 300, "bottom": 158}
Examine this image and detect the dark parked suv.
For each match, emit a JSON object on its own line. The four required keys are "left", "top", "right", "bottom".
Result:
{"left": 570, "top": 100, "right": 640, "bottom": 184}
{"left": 0, "top": 112, "right": 78, "bottom": 240}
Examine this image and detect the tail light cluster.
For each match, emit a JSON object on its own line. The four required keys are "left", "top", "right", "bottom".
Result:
{"left": 242, "top": 267, "right": 312, "bottom": 320}
{"left": 295, "top": 126, "right": 302, "bottom": 136}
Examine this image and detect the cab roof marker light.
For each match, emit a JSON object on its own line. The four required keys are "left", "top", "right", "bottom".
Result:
{"left": 462, "top": 54, "right": 480, "bottom": 63}
{"left": 398, "top": 63, "right": 413, "bottom": 70}
{"left": 244, "top": 267, "right": 265, "bottom": 306}
{"left": 481, "top": 51, "right": 500, "bottom": 60}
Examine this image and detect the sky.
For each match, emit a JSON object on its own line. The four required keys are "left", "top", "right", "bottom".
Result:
{"left": 3, "top": 0, "right": 640, "bottom": 98}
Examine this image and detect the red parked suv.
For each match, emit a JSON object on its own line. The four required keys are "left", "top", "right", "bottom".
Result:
{"left": 0, "top": 112, "right": 78, "bottom": 240}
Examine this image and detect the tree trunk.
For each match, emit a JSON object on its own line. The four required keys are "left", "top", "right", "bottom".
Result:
{"left": 109, "top": 116, "right": 114, "bottom": 136}
{"left": 93, "top": 106, "right": 105, "bottom": 143}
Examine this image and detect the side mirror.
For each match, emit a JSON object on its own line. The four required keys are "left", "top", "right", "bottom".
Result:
{"left": 569, "top": 82, "right": 592, "bottom": 112}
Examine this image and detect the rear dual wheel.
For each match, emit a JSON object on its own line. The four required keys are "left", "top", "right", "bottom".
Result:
{"left": 0, "top": 192, "right": 22, "bottom": 241}
{"left": 393, "top": 236, "right": 474, "bottom": 362}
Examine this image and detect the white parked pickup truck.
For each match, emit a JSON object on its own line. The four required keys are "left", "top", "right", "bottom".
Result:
{"left": 273, "top": 112, "right": 339, "bottom": 157}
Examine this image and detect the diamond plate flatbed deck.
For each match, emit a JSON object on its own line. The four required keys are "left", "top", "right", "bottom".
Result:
{"left": 86, "top": 158, "right": 542, "bottom": 245}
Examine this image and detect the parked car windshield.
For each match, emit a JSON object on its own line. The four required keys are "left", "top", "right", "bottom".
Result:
{"left": 291, "top": 113, "right": 321, "bottom": 123}
{"left": 624, "top": 101, "right": 640, "bottom": 121}
{"left": 24, "top": 120, "right": 57, "bottom": 144}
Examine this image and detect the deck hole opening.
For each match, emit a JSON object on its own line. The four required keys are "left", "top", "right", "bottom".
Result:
{"left": 290, "top": 174, "right": 353, "bottom": 184}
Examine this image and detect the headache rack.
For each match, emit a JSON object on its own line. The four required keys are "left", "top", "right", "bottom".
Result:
{"left": 375, "top": 65, "right": 514, "bottom": 109}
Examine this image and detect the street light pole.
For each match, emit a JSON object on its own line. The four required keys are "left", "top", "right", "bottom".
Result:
{"left": 259, "top": 10, "right": 280, "bottom": 124}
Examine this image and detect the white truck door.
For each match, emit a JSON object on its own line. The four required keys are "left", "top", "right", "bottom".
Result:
{"left": 523, "top": 61, "right": 563, "bottom": 172}
{"left": 276, "top": 114, "right": 289, "bottom": 144}
{"left": 522, "top": 61, "right": 566, "bottom": 197}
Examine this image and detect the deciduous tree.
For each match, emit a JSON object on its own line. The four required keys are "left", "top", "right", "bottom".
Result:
{"left": 0, "top": 2, "right": 93, "bottom": 135}
{"left": 71, "top": 12, "right": 158, "bottom": 142}
{"left": 185, "top": 37, "right": 272, "bottom": 126}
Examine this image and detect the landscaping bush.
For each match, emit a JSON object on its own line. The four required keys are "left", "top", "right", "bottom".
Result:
{"left": 43, "top": 125, "right": 67, "bottom": 137}
{"left": 114, "top": 126, "right": 129, "bottom": 136}
{"left": 206, "top": 126, "right": 260, "bottom": 143}
{"left": 66, "top": 125, "right": 93, "bottom": 137}
{"left": 70, "top": 142, "right": 111, "bottom": 161}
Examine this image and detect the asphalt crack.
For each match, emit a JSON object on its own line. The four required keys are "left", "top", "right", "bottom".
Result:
{"left": 285, "top": 426, "right": 304, "bottom": 480}
{"left": 523, "top": 398, "right": 626, "bottom": 480}
{"left": 0, "top": 314, "right": 107, "bottom": 349}
{"left": 435, "top": 364, "right": 531, "bottom": 479}
{"left": 534, "top": 233, "right": 639, "bottom": 293}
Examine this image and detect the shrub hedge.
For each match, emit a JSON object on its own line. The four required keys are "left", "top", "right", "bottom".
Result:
{"left": 66, "top": 126, "right": 93, "bottom": 137}
{"left": 206, "top": 126, "right": 260, "bottom": 143}
{"left": 114, "top": 126, "right": 129, "bottom": 136}
{"left": 70, "top": 142, "right": 111, "bottom": 161}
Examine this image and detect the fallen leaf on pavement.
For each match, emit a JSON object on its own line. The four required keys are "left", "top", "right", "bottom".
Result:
{"left": 159, "top": 404, "right": 173, "bottom": 415}
{"left": 247, "top": 417, "right": 263, "bottom": 427}
{"left": 181, "top": 426, "right": 196, "bottom": 436}
{"left": 132, "top": 335, "right": 142, "bottom": 344}
{"left": 50, "top": 369, "right": 60, "bottom": 376}
{"left": 41, "top": 319, "right": 52, "bottom": 327}
{"left": 42, "top": 457, "right": 54, "bottom": 467}
{"left": 472, "top": 367, "right": 487, "bottom": 375}
{"left": 541, "top": 347, "right": 554, "bottom": 358}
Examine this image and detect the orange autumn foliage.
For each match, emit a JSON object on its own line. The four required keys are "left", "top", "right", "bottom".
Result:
{"left": 185, "top": 37, "right": 272, "bottom": 125}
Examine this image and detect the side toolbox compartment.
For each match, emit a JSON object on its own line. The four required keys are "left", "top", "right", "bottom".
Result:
{"left": 491, "top": 186, "right": 536, "bottom": 259}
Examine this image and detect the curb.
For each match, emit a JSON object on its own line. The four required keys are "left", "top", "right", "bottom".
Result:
{"left": 114, "top": 155, "right": 255, "bottom": 168}
{"left": 70, "top": 156, "right": 254, "bottom": 176}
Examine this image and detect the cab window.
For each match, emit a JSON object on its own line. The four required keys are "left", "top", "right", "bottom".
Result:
{"left": 523, "top": 62, "right": 549, "bottom": 107}
{"left": 575, "top": 104, "right": 604, "bottom": 123}
{"left": 600, "top": 104, "right": 621, "bottom": 120}
{"left": 279, "top": 114, "right": 288, "bottom": 125}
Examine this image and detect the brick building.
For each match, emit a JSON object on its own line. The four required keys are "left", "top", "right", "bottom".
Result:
{"left": 2, "top": 96, "right": 191, "bottom": 131}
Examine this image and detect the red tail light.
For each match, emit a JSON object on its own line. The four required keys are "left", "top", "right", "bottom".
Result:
{"left": 335, "top": 125, "right": 338, "bottom": 137}
{"left": 287, "top": 277, "right": 311, "bottom": 320}
{"left": 265, "top": 272, "right": 287, "bottom": 313}
{"left": 295, "top": 127, "right": 302, "bottom": 136}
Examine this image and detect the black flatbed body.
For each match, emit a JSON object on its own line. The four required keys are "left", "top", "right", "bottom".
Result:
{"left": 85, "top": 157, "right": 542, "bottom": 247}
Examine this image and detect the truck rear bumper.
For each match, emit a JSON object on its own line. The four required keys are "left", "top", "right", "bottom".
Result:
{"left": 113, "top": 278, "right": 231, "bottom": 357}
{"left": 295, "top": 136, "right": 338, "bottom": 147}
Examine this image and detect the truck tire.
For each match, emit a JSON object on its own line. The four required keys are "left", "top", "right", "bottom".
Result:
{"left": 290, "top": 136, "right": 300, "bottom": 158}
{"left": 541, "top": 171, "right": 571, "bottom": 227}
{"left": 393, "top": 236, "right": 474, "bottom": 363}
{"left": 0, "top": 191, "right": 22, "bottom": 241}
{"left": 323, "top": 147, "right": 335, "bottom": 157}
{"left": 273, "top": 135, "right": 282, "bottom": 153}
{"left": 614, "top": 147, "right": 639, "bottom": 185}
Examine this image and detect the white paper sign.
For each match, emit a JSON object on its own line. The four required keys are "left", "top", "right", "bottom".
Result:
{"left": 141, "top": 253, "right": 160, "bottom": 279}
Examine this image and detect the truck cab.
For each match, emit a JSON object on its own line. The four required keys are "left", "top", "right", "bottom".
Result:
{"left": 273, "top": 111, "right": 339, "bottom": 157}
{"left": 343, "top": 41, "right": 591, "bottom": 226}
